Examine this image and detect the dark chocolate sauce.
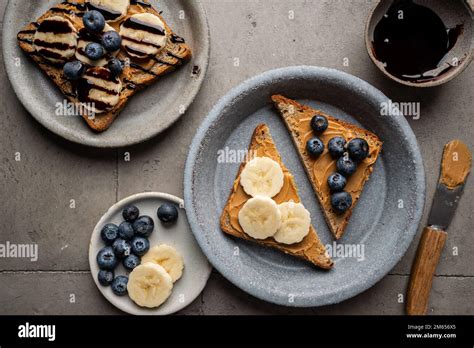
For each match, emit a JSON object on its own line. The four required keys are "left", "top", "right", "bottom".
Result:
{"left": 122, "top": 16, "right": 166, "bottom": 36}
{"left": 129, "top": 62, "right": 159, "bottom": 77}
{"left": 87, "top": 3, "right": 122, "bottom": 21}
{"left": 131, "top": 0, "right": 152, "bottom": 8}
{"left": 37, "top": 49, "right": 64, "bottom": 60}
{"left": 34, "top": 39, "right": 73, "bottom": 50}
{"left": 171, "top": 34, "right": 185, "bottom": 44}
{"left": 372, "top": 0, "right": 462, "bottom": 82}
{"left": 77, "top": 68, "right": 120, "bottom": 111}
{"left": 37, "top": 19, "right": 74, "bottom": 34}
{"left": 122, "top": 35, "right": 162, "bottom": 49}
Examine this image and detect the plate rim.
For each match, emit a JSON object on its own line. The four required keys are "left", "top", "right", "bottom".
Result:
{"left": 2, "top": 0, "right": 210, "bottom": 148}
{"left": 88, "top": 191, "right": 212, "bottom": 315}
{"left": 183, "top": 65, "right": 426, "bottom": 307}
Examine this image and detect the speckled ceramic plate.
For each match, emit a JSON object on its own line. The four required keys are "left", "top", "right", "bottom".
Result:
{"left": 184, "top": 66, "right": 425, "bottom": 307}
{"left": 89, "top": 192, "right": 212, "bottom": 315}
{"left": 3, "top": 0, "right": 209, "bottom": 148}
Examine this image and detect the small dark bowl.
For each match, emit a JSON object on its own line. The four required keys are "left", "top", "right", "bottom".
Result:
{"left": 365, "top": 0, "right": 473, "bottom": 87}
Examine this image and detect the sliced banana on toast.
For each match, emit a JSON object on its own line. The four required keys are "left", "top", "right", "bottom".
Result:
{"left": 87, "top": 0, "right": 130, "bottom": 22}
{"left": 240, "top": 157, "right": 284, "bottom": 198}
{"left": 238, "top": 196, "right": 282, "bottom": 239}
{"left": 274, "top": 202, "right": 311, "bottom": 244}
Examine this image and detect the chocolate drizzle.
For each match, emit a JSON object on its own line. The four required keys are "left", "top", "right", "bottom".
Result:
{"left": 122, "top": 16, "right": 166, "bottom": 36}
{"left": 77, "top": 68, "right": 121, "bottom": 111}
{"left": 129, "top": 62, "right": 159, "bottom": 77}
{"left": 87, "top": 2, "right": 123, "bottom": 21}
{"left": 131, "top": 0, "right": 152, "bottom": 8}
{"left": 34, "top": 39, "right": 73, "bottom": 51}
{"left": 171, "top": 34, "right": 185, "bottom": 44}
{"left": 37, "top": 19, "right": 74, "bottom": 34}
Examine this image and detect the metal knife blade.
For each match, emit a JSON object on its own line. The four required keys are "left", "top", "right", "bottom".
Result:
{"left": 427, "top": 183, "right": 465, "bottom": 230}
{"left": 427, "top": 140, "right": 472, "bottom": 230}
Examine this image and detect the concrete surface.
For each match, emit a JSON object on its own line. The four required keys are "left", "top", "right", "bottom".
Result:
{"left": 0, "top": 0, "right": 473, "bottom": 314}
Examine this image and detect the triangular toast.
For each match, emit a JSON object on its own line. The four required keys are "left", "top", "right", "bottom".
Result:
{"left": 220, "top": 124, "right": 333, "bottom": 269}
{"left": 17, "top": 0, "right": 191, "bottom": 132}
{"left": 272, "top": 95, "right": 383, "bottom": 240}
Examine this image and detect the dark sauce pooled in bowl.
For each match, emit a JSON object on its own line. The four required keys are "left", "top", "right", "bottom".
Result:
{"left": 372, "top": 0, "right": 462, "bottom": 82}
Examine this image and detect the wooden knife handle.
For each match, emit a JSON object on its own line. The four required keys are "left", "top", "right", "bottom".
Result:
{"left": 406, "top": 226, "right": 447, "bottom": 315}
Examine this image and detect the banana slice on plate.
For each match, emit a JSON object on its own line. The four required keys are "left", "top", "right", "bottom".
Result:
{"left": 33, "top": 16, "right": 78, "bottom": 64}
{"left": 87, "top": 0, "right": 130, "bottom": 22}
{"left": 141, "top": 244, "right": 184, "bottom": 282}
{"left": 240, "top": 157, "right": 284, "bottom": 198}
{"left": 120, "top": 13, "right": 168, "bottom": 58}
{"left": 274, "top": 201, "right": 311, "bottom": 244}
{"left": 127, "top": 262, "right": 173, "bottom": 308}
{"left": 238, "top": 196, "right": 282, "bottom": 239}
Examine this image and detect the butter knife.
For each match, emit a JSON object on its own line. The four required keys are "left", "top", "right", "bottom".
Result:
{"left": 406, "top": 139, "right": 472, "bottom": 315}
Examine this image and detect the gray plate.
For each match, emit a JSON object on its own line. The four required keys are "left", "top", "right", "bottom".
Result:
{"left": 2, "top": 0, "right": 209, "bottom": 148}
{"left": 89, "top": 192, "right": 212, "bottom": 315}
{"left": 184, "top": 66, "right": 425, "bottom": 307}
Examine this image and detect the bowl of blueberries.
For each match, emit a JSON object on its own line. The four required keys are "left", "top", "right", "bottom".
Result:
{"left": 89, "top": 192, "right": 212, "bottom": 315}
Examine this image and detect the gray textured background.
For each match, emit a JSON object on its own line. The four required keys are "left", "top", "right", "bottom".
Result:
{"left": 0, "top": 0, "right": 472, "bottom": 315}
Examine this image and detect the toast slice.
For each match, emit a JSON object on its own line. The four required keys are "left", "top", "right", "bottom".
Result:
{"left": 220, "top": 124, "right": 333, "bottom": 269}
{"left": 272, "top": 95, "right": 383, "bottom": 240}
{"left": 17, "top": 0, "right": 191, "bottom": 132}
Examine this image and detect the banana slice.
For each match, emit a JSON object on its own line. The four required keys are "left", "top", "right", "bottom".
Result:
{"left": 238, "top": 196, "right": 282, "bottom": 239}
{"left": 77, "top": 67, "right": 122, "bottom": 114}
{"left": 33, "top": 16, "right": 78, "bottom": 64}
{"left": 87, "top": 0, "right": 130, "bottom": 22}
{"left": 120, "top": 13, "right": 168, "bottom": 58}
{"left": 127, "top": 262, "right": 173, "bottom": 308}
{"left": 240, "top": 157, "right": 284, "bottom": 198}
{"left": 141, "top": 245, "right": 184, "bottom": 282}
{"left": 274, "top": 202, "right": 311, "bottom": 245}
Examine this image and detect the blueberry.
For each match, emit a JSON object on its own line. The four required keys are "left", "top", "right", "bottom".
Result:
{"left": 306, "top": 137, "right": 325, "bottom": 157}
{"left": 123, "top": 254, "right": 140, "bottom": 271}
{"left": 331, "top": 191, "right": 353, "bottom": 214}
{"left": 100, "top": 223, "right": 119, "bottom": 245}
{"left": 98, "top": 270, "right": 114, "bottom": 286}
{"left": 131, "top": 237, "right": 150, "bottom": 256}
{"left": 122, "top": 205, "right": 139, "bottom": 222}
{"left": 111, "top": 275, "right": 128, "bottom": 296}
{"left": 157, "top": 203, "right": 179, "bottom": 224}
{"left": 63, "top": 61, "right": 85, "bottom": 80}
{"left": 347, "top": 138, "right": 369, "bottom": 161}
{"left": 310, "top": 115, "right": 328, "bottom": 133}
{"left": 83, "top": 10, "right": 105, "bottom": 34}
{"left": 84, "top": 42, "right": 105, "bottom": 61}
{"left": 327, "top": 172, "right": 347, "bottom": 192}
{"left": 102, "top": 31, "right": 122, "bottom": 52}
{"left": 133, "top": 216, "right": 154, "bottom": 237}
{"left": 96, "top": 246, "right": 118, "bottom": 270}
{"left": 118, "top": 221, "right": 134, "bottom": 240}
{"left": 336, "top": 154, "right": 357, "bottom": 177}
{"left": 108, "top": 58, "right": 123, "bottom": 77}
{"left": 112, "top": 238, "right": 131, "bottom": 259}
{"left": 328, "top": 136, "right": 346, "bottom": 159}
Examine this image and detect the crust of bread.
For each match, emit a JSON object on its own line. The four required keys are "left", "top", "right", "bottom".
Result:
{"left": 220, "top": 124, "right": 333, "bottom": 270}
{"left": 17, "top": 0, "right": 191, "bottom": 132}
{"left": 272, "top": 95, "right": 383, "bottom": 240}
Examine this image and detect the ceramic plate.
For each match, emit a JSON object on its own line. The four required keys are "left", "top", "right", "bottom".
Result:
{"left": 89, "top": 192, "right": 212, "bottom": 315}
{"left": 3, "top": 0, "right": 209, "bottom": 147}
{"left": 184, "top": 66, "right": 425, "bottom": 307}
